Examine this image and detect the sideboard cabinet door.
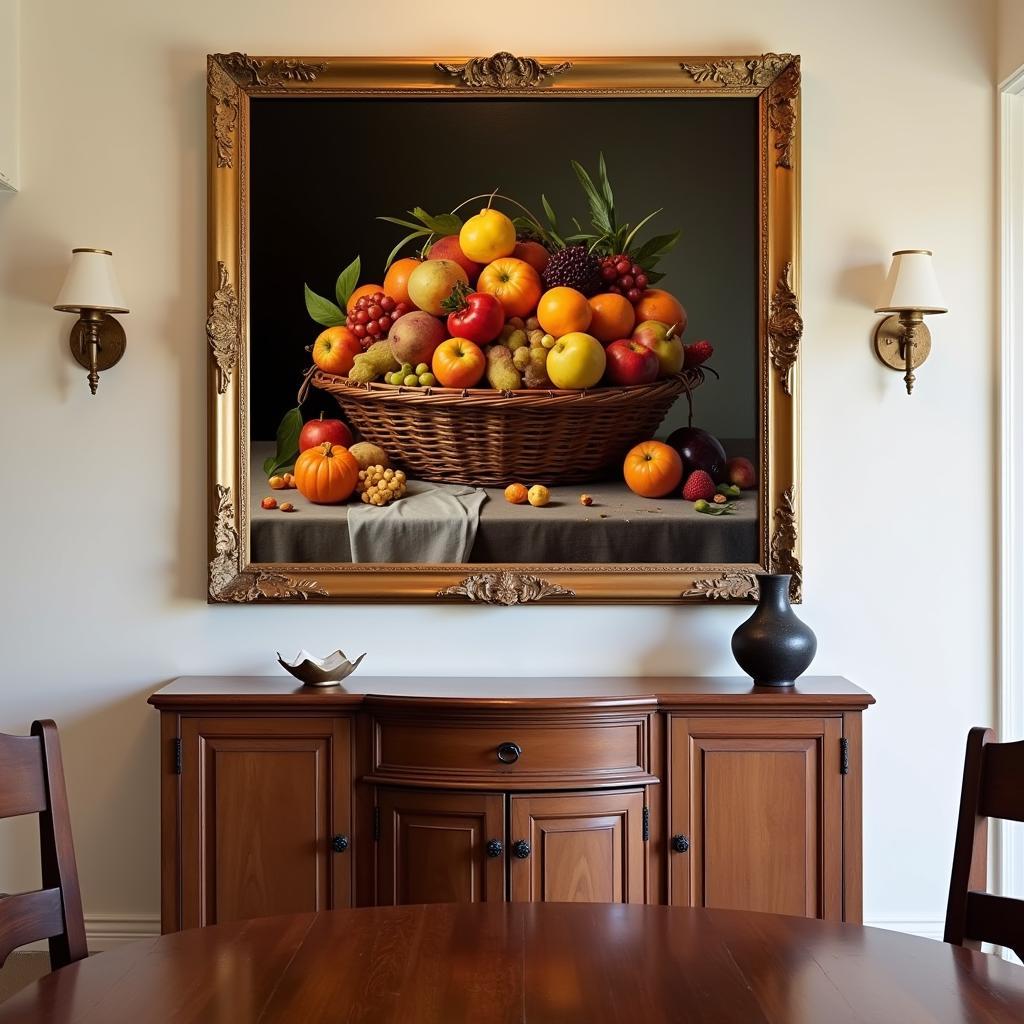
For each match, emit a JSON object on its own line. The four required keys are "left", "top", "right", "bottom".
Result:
{"left": 508, "top": 790, "right": 646, "bottom": 904}
{"left": 669, "top": 716, "right": 843, "bottom": 920}
{"left": 179, "top": 716, "right": 351, "bottom": 929}
{"left": 376, "top": 788, "right": 506, "bottom": 905}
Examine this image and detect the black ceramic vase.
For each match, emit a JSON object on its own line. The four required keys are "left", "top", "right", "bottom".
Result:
{"left": 731, "top": 574, "right": 816, "bottom": 687}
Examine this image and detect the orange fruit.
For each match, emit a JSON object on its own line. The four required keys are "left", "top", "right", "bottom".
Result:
{"left": 537, "top": 287, "right": 592, "bottom": 337}
{"left": 477, "top": 258, "right": 543, "bottom": 318}
{"left": 504, "top": 483, "right": 528, "bottom": 504}
{"left": 383, "top": 258, "right": 421, "bottom": 308}
{"left": 347, "top": 283, "right": 385, "bottom": 318}
{"left": 312, "top": 326, "right": 363, "bottom": 376}
{"left": 587, "top": 293, "right": 635, "bottom": 343}
{"left": 633, "top": 289, "right": 687, "bottom": 334}
{"left": 623, "top": 440, "right": 683, "bottom": 498}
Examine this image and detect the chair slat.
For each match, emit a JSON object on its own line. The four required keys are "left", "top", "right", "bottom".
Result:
{"left": 0, "top": 889, "right": 63, "bottom": 965}
{"left": 0, "top": 734, "right": 47, "bottom": 817}
{"left": 979, "top": 739, "right": 1024, "bottom": 821}
{"left": 965, "top": 892, "right": 1024, "bottom": 960}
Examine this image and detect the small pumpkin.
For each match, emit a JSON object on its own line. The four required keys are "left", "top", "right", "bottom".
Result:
{"left": 623, "top": 440, "right": 683, "bottom": 498}
{"left": 294, "top": 442, "right": 359, "bottom": 504}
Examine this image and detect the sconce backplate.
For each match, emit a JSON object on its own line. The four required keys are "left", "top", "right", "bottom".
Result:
{"left": 873, "top": 315, "right": 931, "bottom": 372}
{"left": 69, "top": 315, "right": 127, "bottom": 373}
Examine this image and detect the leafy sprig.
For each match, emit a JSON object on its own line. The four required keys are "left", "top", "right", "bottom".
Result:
{"left": 377, "top": 207, "right": 464, "bottom": 268}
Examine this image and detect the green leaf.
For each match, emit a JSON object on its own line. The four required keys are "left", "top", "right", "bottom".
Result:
{"left": 570, "top": 159, "right": 612, "bottom": 235}
{"left": 410, "top": 207, "right": 463, "bottom": 236}
{"left": 304, "top": 284, "right": 346, "bottom": 327}
{"left": 265, "top": 407, "right": 303, "bottom": 478}
{"left": 378, "top": 215, "right": 428, "bottom": 231}
{"left": 621, "top": 209, "right": 663, "bottom": 254}
{"left": 632, "top": 231, "right": 681, "bottom": 265}
{"left": 597, "top": 152, "right": 615, "bottom": 218}
{"left": 385, "top": 229, "right": 429, "bottom": 270}
{"left": 540, "top": 194, "right": 564, "bottom": 248}
{"left": 334, "top": 256, "right": 361, "bottom": 310}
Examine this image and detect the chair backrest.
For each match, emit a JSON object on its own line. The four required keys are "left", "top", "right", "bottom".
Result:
{"left": 0, "top": 720, "right": 86, "bottom": 970}
{"left": 944, "top": 726, "right": 1024, "bottom": 959}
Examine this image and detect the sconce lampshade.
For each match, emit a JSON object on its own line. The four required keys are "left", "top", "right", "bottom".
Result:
{"left": 53, "top": 248, "right": 129, "bottom": 314}
{"left": 875, "top": 249, "right": 947, "bottom": 315}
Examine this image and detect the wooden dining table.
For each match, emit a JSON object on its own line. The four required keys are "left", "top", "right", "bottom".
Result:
{"left": 3, "top": 903, "right": 1023, "bottom": 1023}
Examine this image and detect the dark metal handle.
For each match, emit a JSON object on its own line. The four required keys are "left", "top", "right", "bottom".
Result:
{"left": 485, "top": 839, "right": 503, "bottom": 858}
{"left": 512, "top": 839, "right": 531, "bottom": 859}
{"left": 671, "top": 834, "right": 689, "bottom": 854}
{"left": 496, "top": 742, "right": 522, "bottom": 764}
{"left": 330, "top": 834, "right": 350, "bottom": 853}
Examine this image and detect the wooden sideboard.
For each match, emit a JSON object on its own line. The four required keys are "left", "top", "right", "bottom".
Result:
{"left": 149, "top": 676, "right": 873, "bottom": 932}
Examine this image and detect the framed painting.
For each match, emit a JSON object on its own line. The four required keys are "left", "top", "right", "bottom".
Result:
{"left": 206, "top": 51, "right": 802, "bottom": 604}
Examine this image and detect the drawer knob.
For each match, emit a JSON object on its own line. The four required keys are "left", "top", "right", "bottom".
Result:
{"left": 671, "top": 834, "right": 690, "bottom": 854}
{"left": 485, "top": 839, "right": 503, "bottom": 858}
{"left": 330, "top": 834, "right": 350, "bottom": 853}
{"left": 496, "top": 742, "right": 522, "bottom": 764}
{"left": 512, "top": 839, "right": 531, "bottom": 859}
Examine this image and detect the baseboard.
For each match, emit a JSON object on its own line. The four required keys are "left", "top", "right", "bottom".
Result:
{"left": 20, "top": 915, "right": 161, "bottom": 953}
{"left": 862, "top": 918, "right": 945, "bottom": 941}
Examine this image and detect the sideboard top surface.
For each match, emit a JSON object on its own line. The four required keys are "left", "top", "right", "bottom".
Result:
{"left": 149, "top": 676, "right": 874, "bottom": 712}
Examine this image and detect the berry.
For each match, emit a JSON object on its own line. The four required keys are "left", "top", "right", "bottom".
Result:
{"left": 356, "top": 464, "right": 407, "bottom": 505}
{"left": 682, "top": 470, "right": 716, "bottom": 502}
{"left": 543, "top": 245, "right": 602, "bottom": 296}
{"left": 348, "top": 291, "right": 408, "bottom": 349}
{"left": 598, "top": 253, "right": 650, "bottom": 304}
{"left": 684, "top": 340, "right": 714, "bottom": 368}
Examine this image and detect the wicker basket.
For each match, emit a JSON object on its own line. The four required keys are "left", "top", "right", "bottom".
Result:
{"left": 310, "top": 368, "right": 705, "bottom": 487}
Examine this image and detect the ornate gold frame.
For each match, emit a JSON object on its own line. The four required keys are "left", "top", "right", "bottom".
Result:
{"left": 206, "top": 51, "right": 802, "bottom": 605}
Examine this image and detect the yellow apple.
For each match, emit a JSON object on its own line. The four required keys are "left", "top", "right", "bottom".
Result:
{"left": 406, "top": 259, "right": 469, "bottom": 315}
{"left": 546, "top": 332, "right": 606, "bottom": 390}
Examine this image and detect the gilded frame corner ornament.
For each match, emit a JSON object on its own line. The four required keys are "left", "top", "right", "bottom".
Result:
{"left": 206, "top": 52, "right": 801, "bottom": 604}
{"left": 434, "top": 52, "right": 573, "bottom": 89}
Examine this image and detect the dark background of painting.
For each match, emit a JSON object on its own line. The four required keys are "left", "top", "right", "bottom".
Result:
{"left": 249, "top": 96, "right": 757, "bottom": 448}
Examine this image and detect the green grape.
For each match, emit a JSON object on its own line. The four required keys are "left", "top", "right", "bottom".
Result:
{"left": 404, "top": 374, "right": 420, "bottom": 387}
{"left": 415, "top": 363, "right": 430, "bottom": 376}
{"left": 401, "top": 362, "right": 413, "bottom": 375}
{"left": 419, "top": 372, "right": 437, "bottom": 387}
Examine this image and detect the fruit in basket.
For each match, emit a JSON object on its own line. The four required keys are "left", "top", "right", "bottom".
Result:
{"left": 459, "top": 208, "right": 517, "bottom": 263}
{"left": 406, "top": 260, "right": 470, "bottom": 316}
{"left": 347, "top": 283, "right": 386, "bottom": 317}
{"left": 513, "top": 240, "right": 550, "bottom": 275}
{"left": 348, "top": 441, "right": 390, "bottom": 470}
{"left": 633, "top": 289, "right": 687, "bottom": 334}
{"left": 383, "top": 257, "right": 422, "bottom": 308}
{"left": 546, "top": 332, "right": 606, "bottom": 390}
{"left": 477, "top": 258, "right": 542, "bottom": 318}
{"left": 349, "top": 339, "right": 400, "bottom": 384}
{"left": 667, "top": 426, "right": 727, "bottom": 483}
{"left": 632, "top": 320, "right": 684, "bottom": 377}
{"left": 299, "top": 412, "right": 354, "bottom": 453}
{"left": 726, "top": 456, "right": 757, "bottom": 490}
{"left": 524, "top": 346, "right": 553, "bottom": 389}
{"left": 485, "top": 345, "right": 523, "bottom": 390}
{"left": 542, "top": 244, "right": 602, "bottom": 297}
{"left": 512, "top": 346, "right": 532, "bottom": 371}
{"left": 388, "top": 310, "right": 448, "bottom": 366}
{"left": 683, "top": 340, "right": 714, "bottom": 368}
{"left": 504, "top": 482, "right": 528, "bottom": 504}
{"left": 357, "top": 466, "right": 407, "bottom": 506}
{"left": 427, "top": 235, "right": 483, "bottom": 285}
{"left": 537, "top": 287, "right": 593, "bottom": 337}
{"left": 624, "top": 440, "right": 683, "bottom": 498}
{"left": 587, "top": 292, "right": 635, "bottom": 344}
{"left": 598, "top": 254, "right": 650, "bottom": 303}
{"left": 432, "top": 337, "right": 486, "bottom": 389}
{"left": 604, "top": 339, "right": 660, "bottom": 386}
{"left": 527, "top": 485, "right": 550, "bottom": 507}
{"left": 294, "top": 442, "right": 360, "bottom": 504}
{"left": 348, "top": 290, "right": 412, "bottom": 343}
{"left": 312, "top": 326, "right": 362, "bottom": 375}
{"left": 442, "top": 283, "right": 505, "bottom": 345}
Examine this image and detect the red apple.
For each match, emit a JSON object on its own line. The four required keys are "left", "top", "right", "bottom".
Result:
{"left": 726, "top": 456, "right": 757, "bottom": 489}
{"left": 632, "top": 320, "right": 684, "bottom": 376}
{"left": 512, "top": 240, "right": 550, "bottom": 275}
{"left": 299, "top": 412, "right": 353, "bottom": 453}
{"left": 427, "top": 235, "right": 483, "bottom": 285}
{"left": 604, "top": 339, "right": 660, "bottom": 386}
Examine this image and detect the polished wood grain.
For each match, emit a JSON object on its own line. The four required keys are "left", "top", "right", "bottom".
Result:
{"left": 0, "top": 721, "right": 86, "bottom": 971}
{"left": 377, "top": 789, "right": 505, "bottom": 905}
{"left": 945, "top": 727, "right": 1024, "bottom": 959}
{"left": 670, "top": 716, "right": 842, "bottom": 920}
{"left": 4, "top": 904, "right": 1023, "bottom": 1023}
{"left": 509, "top": 791, "right": 645, "bottom": 904}
{"left": 178, "top": 716, "right": 351, "bottom": 929}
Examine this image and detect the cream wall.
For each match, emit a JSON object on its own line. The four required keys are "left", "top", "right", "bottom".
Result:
{"left": 0, "top": 0, "right": 998, "bottom": 940}
{"left": 999, "top": 0, "right": 1024, "bottom": 81}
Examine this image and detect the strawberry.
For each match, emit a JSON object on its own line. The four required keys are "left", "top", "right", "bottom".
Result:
{"left": 684, "top": 340, "right": 714, "bottom": 368}
{"left": 682, "top": 469, "right": 716, "bottom": 502}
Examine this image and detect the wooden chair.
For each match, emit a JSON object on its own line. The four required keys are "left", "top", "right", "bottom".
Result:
{"left": 944, "top": 726, "right": 1024, "bottom": 959}
{"left": 0, "top": 720, "right": 87, "bottom": 970}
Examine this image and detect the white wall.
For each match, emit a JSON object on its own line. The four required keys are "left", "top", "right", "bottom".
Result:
{"left": 0, "top": 0, "right": 19, "bottom": 190}
{"left": 0, "top": 0, "right": 998, "bottom": 941}
{"left": 999, "top": 0, "right": 1024, "bottom": 81}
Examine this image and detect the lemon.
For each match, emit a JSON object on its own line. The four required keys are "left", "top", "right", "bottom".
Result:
{"left": 459, "top": 208, "right": 516, "bottom": 263}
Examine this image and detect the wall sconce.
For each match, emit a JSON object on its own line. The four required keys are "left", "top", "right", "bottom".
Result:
{"left": 53, "top": 248, "right": 129, "bottom": 395}
{"left": 873, "top": 249, "right": 947, "bottom": 395}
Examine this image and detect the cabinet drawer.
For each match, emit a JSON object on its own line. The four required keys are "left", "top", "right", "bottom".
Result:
{"left": 371, "top": 714, "right": 653, "bottom": 788}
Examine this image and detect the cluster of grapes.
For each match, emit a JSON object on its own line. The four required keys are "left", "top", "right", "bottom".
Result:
{"left": 386, "top": 362, "right": 436, "bottom": 388}
{"left": 598, "top": 255, "right": 649, "bottom": 304}
{"left": 349, "top": 291, "right": 412, "bottom": 345}
{"left": 357, "top": 465, "right": 408, "bottom": 506}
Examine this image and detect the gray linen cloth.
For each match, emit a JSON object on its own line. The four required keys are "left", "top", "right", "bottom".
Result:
{"left": 347, "top": 480, "right": 488, "bottom": 563}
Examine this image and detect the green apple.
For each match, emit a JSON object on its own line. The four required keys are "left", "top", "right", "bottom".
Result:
{"left": 406, "top": 259, "right": 469, "bottom": 316}
{"left": 546, "top": 332, "right": 606, "bottom": 389}
{"left": 632, "top": 319, "right": 684, "bottom": 376}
